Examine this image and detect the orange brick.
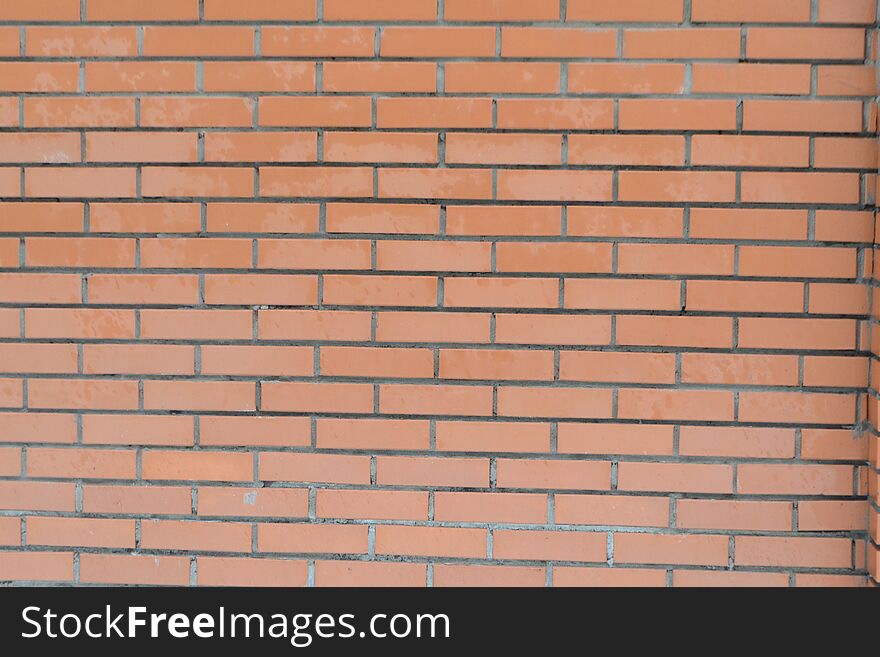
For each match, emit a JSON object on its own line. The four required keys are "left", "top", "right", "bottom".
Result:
{"left": 679, "top": 426, "right": 796, "bottom": 459}
{"left": 259, "top": 309, "right": 372, "bottom": 341}
{"left": 744, "top": 100, "right": 862, "bottom": 133}
{"left": 140, "top": 309, "right": 252, "bottom": 340}
{"left": 624, "top": 28, "right": 741, "bottom": 58}
{"left": 691, "top": 135, "right": 808, "bottom": 167}
{"left": 738, "top": 463, "right": 855, "bottom": 496}
{"left": 614, "top": 533, "right": 729, "bottom": 567}
{"left": 496, "top": 459, "right": 611, "bottom": 490}
{"left": 315, "top": 561, "right": 426, "bottom": 587}
{"left": 557, "top": 494, "right": 669, "bottom": 527}
{"left": 570, "top": 63, "right": 685, "bottom": 94}
{"left": 495, "top": 529, "right": 606, "bottom": 562}
{"left": 568, "top": 0, "right": 683, "bottom": 21}
{"left": 690, "top": 208, "right": 807, "bottom": 240}
{"left": 204, "top": 0, "right": 316, "bottom": 20}
{"left": 200, "top": 416, "right": 311, "bottom": 448}
{"left": 376, "top": 525, "right": 486, "bottom": 559}
{"left": 677, "top": 500, "right": 793, "bottom": 531}
{"left": 735, "top": 536, "right": 852, "bottom": 569}
{"left": 692, "top": 0, "right": 810, "bottom": 22}
{"left": 569, "top": 135, "right": 684, "bottom": 167}
{"left": 558, "top": 424, "right": 674, "bottom": 457}
{"left": 380, "top": 383, "right": 493, "bottom": 416}
{"left": 681, "top": 354, "right": 799, "bottom": 386}
{"left": 321, "top": 346, "right": 433, "bottom": 378}
{"left": 441, "top": 348, "right": 554, "bottom": 381}
{"left": 747, "top": 28, "right": 865, "bottom": 60}
{"left": 560, "top": 352, "right": 675, "bottom": 384}
{"left": 503, "top": 27, "right": 616, "bottom": 57}
{"left": 0, "top": 133, "right": 80, "bottom": 164}
{"left": 143, "top": 381, "right": 256, "bottom": 412}
{"left": 555, "top": 567, "right": 666, "bottom": 587}
{"left": 326, "top": 202, "right": 439, "bottom": 234}
{"left": 143, "top": 27, "right": 253, "bottom": 57}
{"left": 447, "top": 133, "right": 561, "bottom": 166}
{"left": 446, "top": 0, "right": 559, "bottom": 21}
{"left": 435, "top": 421, "right": 551, "bottom": 453}
{"left": 0, "top": 553, "right": 72, "bottom": 583}
{"left": 497, "top": 387, "right": 613, "bottom": 419}
{"left": 317, "top": 490, "right": 428, "bottom": 521}
{"left": 618, "top": 462, "right": 733, "bottom": 494}
{"left": 262, "top": 27, "right": 375, "bottom": 57}
{"left": 26, "top": 168, "right": 136, "bottom": 198}
{"left": 325, "top": 62, "right": 435, "bottom": 93}
{"left": 82, "top": 484, "right": 191, "bottom": 515}
{"left": 201, "top": 345, "right": 313, "bottom": 377}
{"left": 378, "top": 456, "right": 489, "bottom": 487}
{"left": 199, "top": 487, "right": 309, "bottom": 519}
{"left": 497, "top": 243, "right": 612, "bottom": 273}
{"left": 258, "top": 524, "right": 366, "bottom": 554}
{"left": 498, "top": 170, "right": 613, "bottom": 202}
{"left": 261, "top": 382, "right": 373, "bottom": 414}
{"left": 497, "top": 99, "right": 614, "bottom": 130}
{"left": 141, "top": 520, "right": 251, "bottom": 553}
{"left": 324, "top": 0, "right": 437, "bottom": 21}
{"left": 318, "top": 418, "right": 430, "bottom": 451}
{"left": 260, "top": 453, "right": 370, "bottom": 485}
{"left": 445, "top": 277, "right": 559, "bottom": 309}
{"left": 693, "top": 63, "right": 810, "bottom": 94}
{"left": 141, "top": 97, "right": 254, "bottom": 128}
{"left": 80, "top": 554, "right": 188, "bottom": 586}
{"left": 619, "top": 99, "right": 737, "bottom": 131}
{"left": 377, "top": 241, "right": 491, "bottom": 272}
{"left": 28, "top": 517, "right": 134, "bottom": 549}
{"left": 83, "top": 344, "right": 193, "bottom": 376}
{"left": 261, "top": 97, "right": 371, "bottom": 128}
{"left": 434, "top": 492, "right": 547, "bottom": 524}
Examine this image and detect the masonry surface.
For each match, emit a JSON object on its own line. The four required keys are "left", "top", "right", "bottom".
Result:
{"left": 0, "top": 0, "right": 877, "bottom": 587}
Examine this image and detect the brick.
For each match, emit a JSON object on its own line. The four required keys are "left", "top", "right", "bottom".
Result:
{"left": 618, "top": 463, "right": 733, "bottom": 494}
{"left": 141, "top": 520, "right": 251, "bottom": 553}
{"left": 376, "top": 525, "right": 486, "bottom": 559}
{"left": 494, "top": 530, "right": 606, "bottom": 562}
{"left": 263, "top": 27, "right": 375, "bottom": 57}
{"left": 568, "top": 0, "right": 683, "bottom": 22}
{"left": 556, "top": 494, "right": 669, "bottom": 527}
{"left": 315, "top": 561, "right": 426, "bottom": 587}
{"left": 80, "top": 554, "right": 188, "bottom": 586}
{"left": 496, "top": 459, "right": 611, "bottom": 490}
{"left": 497, "top": 387, "right": 613, "bottom": 419}
{"left": 318, "top": 418, "right": 430, "bottom": 451}
{"left": 692, "top": 0, "right": 810, "bottom": 22}
{"left": 142, "top": 451, "right": 253, "bottom": 482}
{"left": 82, "top": 484, "right": 191, "bottom": 515}
{"left": 27, "top": 517, "right": 134, "bottom": 549}
{"left": 497, "top": 99, "right": 614, "bottom": 130}
{"left": 259, "top": 524, "right": 367, "bottom": 555}
{"left": 327, "top": 203, "right": 439, "bottom": 235}
{"left": 435, "top": 421, "right": 551, "bottom": 454}
{"left": 735, "top": 536, "right": 852, "bottom": 569}
{"left": 747, "top": 28, "right": 865, "bottom": 60}
{"left": 493, "top": 314, "right": 610, "bottom": 346}
{"left": 497, "top": 170, "right": 613, "bottom": 202}
{"left": 677, "top": 500, "right": 793, "bottom": 531}
{"left": 502, "top": 28, "right": 617, "bottom": 58}
{"left": 317, "top": 490, "right": 428, "bottom": 521}
{"left": 441, "top": 348, "right": 555, "bottom": 381}
{"left": 198, "top": 487, "right": 309, "bottom": 518}
{"left": 624, "top": 28, "right": 741, "bottom": 59}
{"left": 737, "top": 464, "right": 856, "bottom": 496}
{"left": 143, "top": 381, "right": 256, "bottom": 412}
{"left": 198, "top": 557, "right": 308, "bottom": 586}
{"left": 570, "top": 63, "right": 685, "bottom": 94}
{"left": 203, "top": 0, "right": 316, "bottom": 21}
{"left": 557, "top": 424, "right": 674, "bottom": 457}
{"left": 261, "top": 382, "right": 374, "bottom": 413}
{"left": 200, "top": 416, "right": 311, "bottom": 448}
{"left": 261, "top": 97, "right": 371, "bottom": 128}
{"left": 434, "top": 492, "right": 547, "bottom": 524}
{"left": 555, "top": 567, "right": 666, "bottom": 587}
{"left": 614, "top": 533, "right": 729, "bottom": 567}
{"left": 679, "top": 426, "right": 796, "bottom": 459}
{"left": 559, "top": 352, "right": 675, "bottom": 384}
{"left": 0, "top": 553, "right": 72, "bottom": 583}
{"left": 260, "top": 453, "right": 370, "bottom": 485}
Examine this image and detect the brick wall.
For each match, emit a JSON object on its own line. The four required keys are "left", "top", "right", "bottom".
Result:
{"left": 0, "top": 0, "right": 876, "bottom": 587}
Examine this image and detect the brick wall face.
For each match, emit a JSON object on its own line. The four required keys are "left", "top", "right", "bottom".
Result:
{"left": 0, "top": 0, "right": 876, "bottom": 587}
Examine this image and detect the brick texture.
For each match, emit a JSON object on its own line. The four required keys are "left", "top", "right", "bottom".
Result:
{"left": 0, "top": 1, "right": 875, "bottom": 587}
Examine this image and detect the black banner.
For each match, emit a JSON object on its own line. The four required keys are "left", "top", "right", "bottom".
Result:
{"left": 0, "top": 587, "right": 873, "bottom": 652}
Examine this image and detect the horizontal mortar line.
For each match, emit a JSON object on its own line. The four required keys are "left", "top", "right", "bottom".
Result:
{"left": 3, "top": 90, "right": 875, "bottom": 99}
{"left": 4, "top": 373, "right": 869, "bottom": 394}
{"left": 0, "top": 409, "right": 859, "bottom": 429}
{"left": 0, "top": 548, "right": 867, "bottom": 575}
{"left": 1, "top": 128, "right": 876, "bottom": 138}
{"left": 0, "top": 20, "right": 875, "bottom": 27}
{"left": 11, "top": 162, "right": 879, "bottom": 174}
{"left": 3, "top": 514, "right": 868, "bottom": 539}
{"left": 1, "top": 447, "right": 871, "bottom": 466}
{"left": 5, "top": 235, "right": 877, "bottom": 249}
{"left": 0, "top": 341, "right": 872, "bottom": 355}
{"left": 4, "top": 198, "right": 871, "bottom": 210}
{"left": 2, "top": 55, "right": 873, "bottom": 61}
{"left": 1, "top": 483, "right": 867, "bottom": 505}
{"left": 3, "top": 269, "right": 871, "bottom": 284}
